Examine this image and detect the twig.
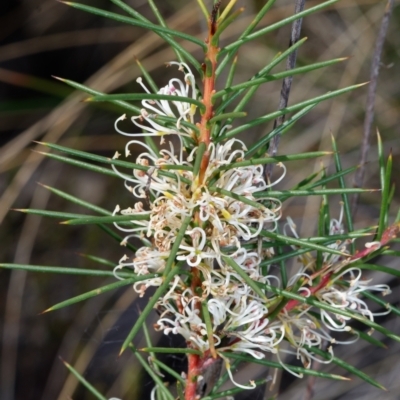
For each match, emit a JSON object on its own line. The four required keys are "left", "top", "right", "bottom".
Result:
{"left": 265, "top": 0, "right": 306, "bottom": 179}
{"left": 351, "top": 0, "right": 395, "bottom": 215}
{"left": 303, "top": 361, "right": 317, "bottom": 400}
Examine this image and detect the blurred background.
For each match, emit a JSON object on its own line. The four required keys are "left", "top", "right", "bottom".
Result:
{"left": 0, "top": 0, "right": 399, "bottom": 399}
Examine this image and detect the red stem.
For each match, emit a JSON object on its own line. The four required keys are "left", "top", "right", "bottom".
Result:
{"left": 282, "top": 222, "right": 400, "bottom": 313}
{"left": 185, "top": 353, "right": 200, "bottom": 400}
{"left": 185, "top": 6, "right": 220, "bottom": 400}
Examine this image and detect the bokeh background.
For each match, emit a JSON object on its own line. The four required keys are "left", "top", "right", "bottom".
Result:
{"left": 0, "top": 0, "right": 399, "bottom": 399}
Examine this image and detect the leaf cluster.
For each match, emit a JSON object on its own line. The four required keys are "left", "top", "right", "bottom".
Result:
{"left": 2, "top": 1, "right": 399, "bottom": 399}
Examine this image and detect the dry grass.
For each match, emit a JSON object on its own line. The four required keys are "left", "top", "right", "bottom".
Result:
{"left": 0, "top": 1, "right": 399, "bottom": 399}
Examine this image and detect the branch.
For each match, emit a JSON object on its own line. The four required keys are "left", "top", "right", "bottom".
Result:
{"left": 352, "top": 0, "right": 395, "bottom": 215}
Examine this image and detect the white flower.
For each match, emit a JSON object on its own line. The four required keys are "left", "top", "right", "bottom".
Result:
{"left": 177, "top": 228, "right": 216, "bottom": 266}
{"left": 316, "top": 267, "right": 391, "bottom": 330}
{"left": 110, "top": 58, "right": 382, "bottom": 389}
{"left": 115, "top": 62, "right": 198, "bottom": 142}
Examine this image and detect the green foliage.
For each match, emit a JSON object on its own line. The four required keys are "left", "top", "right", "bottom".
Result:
{"left": 2, "top": 1, "right": 398, "bottom": 399}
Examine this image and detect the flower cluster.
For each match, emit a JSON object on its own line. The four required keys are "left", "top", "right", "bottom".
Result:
{"left": 112, "top": 63, "right": 391, "bottom": 388}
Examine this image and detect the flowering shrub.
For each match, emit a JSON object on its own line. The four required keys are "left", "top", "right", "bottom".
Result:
{"left": 110, "top": 60, "right": 397, "bottom": 396}
{"left": 3, "top": 1, "right": 399, "bottom": 399}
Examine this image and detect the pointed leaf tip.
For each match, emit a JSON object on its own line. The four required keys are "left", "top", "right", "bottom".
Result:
{"left": 59, "top": 356, "right": 68, "bottom": 366}
{"left": 32, "top": 150, "right": 47, "bottom": 156}
{"left": 337, "top": 376, "right": 351, "bottom": 381}
{"left": 37, "top": 182, "right": 49, "bottom": 189}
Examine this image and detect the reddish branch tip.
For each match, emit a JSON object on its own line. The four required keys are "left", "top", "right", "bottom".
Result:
{"left": 210, "top": 1, "right": 222, "bottom": 34}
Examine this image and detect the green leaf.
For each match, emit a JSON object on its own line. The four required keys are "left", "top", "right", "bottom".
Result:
{"left": 131, "top": 348, "right": 175, "bottom": 400}
{"left": 377, "top": 151, "right": 392, "bottom": 240}
{"left": 203, "top": 378, "right": 268, "bottom": 400}
{"left": 256, "top": 229, "right": 347, "bottom": 257}
{"left": 15, "top": 208, "right": 148, "bottom": 226}
{"left": 276, "top": 229, "right": 287, "bottom": 288}
{"left": 176, "top": 381, "right": 185, "bottom": 400}
{"left": 257, "top": 188, "right": 372, "bottom": 200}
{"left": 331, "top": 136, "right": 355, "bottom": 241}
{"left": 16, "top": 208, "right": 139, "bottom": 247}
{"left": 218, "top": 82, "right": 368, "bottom": 140}
{"left": 209, "top": 111, "right": 247, "bottom": 124}
{"left": 54, "top": 77, "right": 199, "bottom": 138}
{"left": 42, "top": 277, "right": 142, "bottom": 313}
{"left": 306, "top": 165, "right": 359, "bottom": 190}
{"left": 216, "top": 0, "right": 277, "bottom": 75}
{"left": 209, "top": 359, "right": 241, "bottom": 394}
{"left": 141, "top": 322, "right": 166, "bottom": 400}
{"left": 362, "top": 290, "right": 400, "bottom": 317}
{"left": 192, "top": 142, "right": 207, "bottom": 178}
{"left": 0, "top": 263, "right": 137, "bottom": 278}
{"left": 61, "top": 358, "right": 107, "bottom": 400}
{"left": 295, "top": 169, "right": 322, "bottom": 188}
{"left": 124, "top": 58, "right": 160, "bottom": 155}
{"left": 221, "top": 54, "right": 238, "bottom": 102}
{"left": 38, "top": 141, "right": 193, "bottom": 178}
{"left": 209, "top": 186, "right": 265, "bottom": 210}
{"left": 262, "top": 282, "right": 400, "bottom": 342}
{"left": 33, "top": 184, "right": 138, "bottom": 251}
{"left": 219, "top": 352, "right": 349, "bottom": 381}
{"left": 38, "top": 150, "right": 118, "bottom": 177}
{"left": 244, "top": 104, "right": 316, "bottom": 157}
{"left": 304, "top": 346, "right": 386, "bottom": 390}
{"left": 195, "top": 0, "right": 208, "bottom": 19}
{"left": 222, "top": 256, "right": 268, "bottom": 301}
{"left": 307, "top": 310, "right": 386, "bottom": 349}
{"left": 135, "top": 58, "right": 159, "bottom": 93}
{"left": 119, "top": 266, "right": 180, "bottom": 355}
{"left": 140, "top": 347, "right": 201, "bottom": 355}
{"left": 62, "top": 2, "right": 206, "bottom": 50}
{"left": 53, "top": 76, "right": 141, "bottom": 114}
{"left": 201, "top": 300, "right": 217, "bottom": 357}
{"left": 221, "top": 0, "right": 339, "bottom": 54}
{"left": 213, "top": 58, "right": 347, "bottom": 100}
{"left": 350, "top": 327, "right": 387, "bottom": 349}
{"left": 240, "top": 0, "right": 278, "bottom": 37}
{"left": 98, "top": 223, "right": 138, "bottom": 252}
{"left": 62, "top": 214, "right": 150, "bottom": 225}
{"left": 148, "top": 0, "right": 169, "bottom": 28}
{"left": 209, "top": 151, "right": 330, "bottom": 184}
{"left": 259, "top": 248, "right": 308, "bottom": 269}
{"left": 41, "top": 148, "right": 193, "bottom": 188}
{"left": 109, "top": 0, "right": 202, "bottom": 69}
{"left": 217, "top": 37, "right": 308, "bottom": 111}
{"left": 163, "top": 214, "right": 192, "bottom": 276}
{"left": 87, "top": 93, "right": 205, "bottom": 113}
{"left": 77, "top": 253, "right": 115, "bottom": 267}
{"left": 14, "top": 209, "right": 109, "bottom": 220}
{"left": 38, "top": 182, "right": 110, "bottom": 215}
{"left": 358, "top": 263, "right": 400, "bottom": 278}
{"left": 151, "top": 358, "right": 186, "bottom": 385}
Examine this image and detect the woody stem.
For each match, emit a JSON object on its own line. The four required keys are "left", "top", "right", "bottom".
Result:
{"left": 197, "top": 6, "right": 219, "bottom": 185}
{"left": 185, "top": 7, "right": 221, "bottom": 400}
